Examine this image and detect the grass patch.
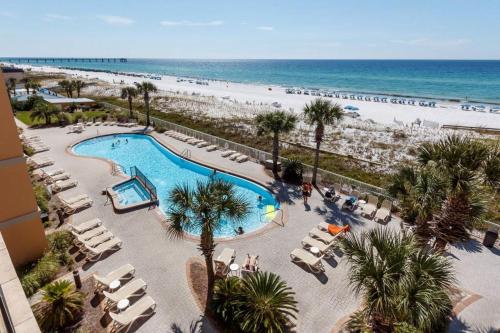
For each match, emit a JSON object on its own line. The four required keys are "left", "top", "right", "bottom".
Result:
{"left": 15, "top": 111, "right": 45, "bottom": 126}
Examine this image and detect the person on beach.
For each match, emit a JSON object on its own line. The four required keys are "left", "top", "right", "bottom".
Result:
{"left": 234, "top": 226, "right": 244, "bottom": 235}
{"left": 302, "top": 182, "right": 312, "bottom": 204}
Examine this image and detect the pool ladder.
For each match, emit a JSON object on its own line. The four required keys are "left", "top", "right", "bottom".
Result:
{"left": 181, "top": 148, "right": 191, "bottom": 159}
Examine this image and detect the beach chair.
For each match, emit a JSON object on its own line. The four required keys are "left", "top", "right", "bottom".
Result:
{"left": 229, "top": 153, "right": 242, "bottom": 161}
{"left": 45, "top": 172, "right": 70, "bottom": 184}
{"left": 31, "top": 145, "right": 50, "bottom": 153}
{"left": 103, "top": 278, "right": 147, "bottom": 306}
{"left": 301, "top": 236, "right": 336, "bottom": 257}
{"left": 94, "top": 121, "right": 102, "bottom": 126}
{"left": 240, "top": 254, "right": 259, "bottom": 278}
{"left": 82, "top": 232, "right": 114, "bottom": 248}
{"left": 83, "top": 237, "right": 122, "bottom": 261}
{"left": 340, "top": 183, "right": 351, "bottom": 194}
{"left": 214, "top": 248, "right": 236, "bottom": 276}
{"left": 93, "top": 264, "right": 135, "bottom": 291}
{"left": 61, "top": 197, "right": 93, "bottom": 215}
{"left": 323, "top": 186, "right": 340, "bottom": 202}
{"left": 205, "top": 145, "right": 218, "bottom": 152}
{"left": 309, "top": 227, "right": 338, "bottom": 244}
{"left": 236, "top": 155, "right": 249, "bottom": 163}
{"left": 196, "top": 141, "right": 209, "bottom": 148}
{"left": 109, "top": 296, "right": 156, "bottom": 332}
{"left": 27, "top": 157, "right": 55, "bottom": 169}
{"left": 221, "top": 150, "right": 236, "bottom": 158}
{"left": 290, "top": 248, "right": 325, "bottom": 273}
{"left": 317, "top": 222, "right": 350, "bottom": 235}
{"left": 33, "top": 168, "right": 64, "bottom": 180}
{"left": 342, "top": 190, "right": 360, "bottom": 211}
{"left": 73, "top": 226, "right": 108, "bottom": 242}
{"left": 51, "top": 179, "right": 78, "bottom": 193}
{"left": 58, "top": 193, "right": 91, "bottom": 206}
{"left": 374, "top": 199, "right": 392, "bottom": 224}
{"left": 70, "top": 218, "right": 102, "bottom": 234}
{"left": 361, "top": 194, "right": 379, "bottom": 219}
{"left": 187, "top": 138, "right": 202, "bottom": 145}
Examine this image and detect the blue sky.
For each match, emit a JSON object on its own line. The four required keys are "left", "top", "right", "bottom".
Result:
{"left": 0, "top": 0, "right": 499, "bottom": 59}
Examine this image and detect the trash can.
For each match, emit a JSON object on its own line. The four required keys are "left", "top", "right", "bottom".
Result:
{"left": 483, "top": 230, "right": 498, "bottom": 248}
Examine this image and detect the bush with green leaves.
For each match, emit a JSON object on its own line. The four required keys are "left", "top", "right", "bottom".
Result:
{"left": 282, "top": 158, "right": 303, "bottom": 183}
{"left": 20, "top": 253, "right": 60, "bottom": 297}
{"left": 33, "top": 182, "right": 50, "bottom": 213}
{"left": 72, "top": 112, "right": 85, "bottom": 124}
{"left": 57, "top": 112, "right": 72, "bottom": 126}
{"left": 34, "top": 280, "right": 85, "bottom": 332}
{"left": 212, "top": 271, "right": 298, "bottom": 332}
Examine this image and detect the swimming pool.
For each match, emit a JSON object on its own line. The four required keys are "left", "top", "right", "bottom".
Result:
{"left": 112, "top": 179, "right": 151, "bottom": 206}
{"left": 73, "top": 134, "right": 279, "bottom": 237}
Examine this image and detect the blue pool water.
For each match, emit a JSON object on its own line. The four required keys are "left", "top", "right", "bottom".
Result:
{"left": 73, "top": 134, "right": 279, "bottom": 237}
{"left": 112, "top": 179, "right": 151, "bottom": 206}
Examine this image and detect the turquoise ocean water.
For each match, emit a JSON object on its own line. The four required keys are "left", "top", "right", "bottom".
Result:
{"left": 3, "top": 58, "right": 500, "bottom": 103}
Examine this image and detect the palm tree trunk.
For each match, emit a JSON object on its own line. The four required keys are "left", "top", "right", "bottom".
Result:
{"left": 312, "top": 140, "right": 321, "bottom": 185}
{"left": 200, "top": 226, "right": 215, "bottom": 313}
{"left": 128, "top": 97, "right": 133, "bottom": 118}
{"left": 272, "top": 132, "right": 280, "bottom": 176}
{"left": 145, "top": 94, "right": 150, "bottom": 127}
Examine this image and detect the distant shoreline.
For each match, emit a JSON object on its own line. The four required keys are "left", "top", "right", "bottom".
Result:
{"left": 3, "top": 59, "right": 499, "bottom": 106}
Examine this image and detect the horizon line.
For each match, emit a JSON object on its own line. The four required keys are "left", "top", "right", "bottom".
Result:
{"left": 2, "top": 57, "right": 500, "bottom": 61}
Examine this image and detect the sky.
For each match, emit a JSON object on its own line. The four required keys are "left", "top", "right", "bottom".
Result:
{"left": 0, "top": 0, "right": 499, "bottom": 59}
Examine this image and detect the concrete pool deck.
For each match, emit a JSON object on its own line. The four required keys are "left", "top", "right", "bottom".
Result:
{"left": 18, "top": 121, "right": 500, "bottom": 332}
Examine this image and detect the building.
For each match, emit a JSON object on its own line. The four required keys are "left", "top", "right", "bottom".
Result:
{"left": 0, "top": 71, "right": 48, "bottom": 266}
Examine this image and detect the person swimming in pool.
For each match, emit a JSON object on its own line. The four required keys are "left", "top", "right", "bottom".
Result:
{"left": 125, "top": 139, "right": 128, "bottom": 144}
{"left": 111, "top": 143, "right": 115, "bottom": 148}
{"left": 235, "top": 226, "right": 244, "bottom": 235}
{"left": 258, "top": 195, "right": 262, "bottom": 201}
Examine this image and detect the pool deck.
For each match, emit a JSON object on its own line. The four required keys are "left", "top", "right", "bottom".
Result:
{"left": 19, "top": 122, "right": 500, "bottom": 333}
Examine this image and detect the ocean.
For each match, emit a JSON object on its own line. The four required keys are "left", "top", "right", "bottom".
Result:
{"left": 3, "top": 59, "right": 500, "bottom": 103}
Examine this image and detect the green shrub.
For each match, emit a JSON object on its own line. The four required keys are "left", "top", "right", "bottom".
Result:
{"left": 101, "top": 113, "right": 108, "bottom": 121}
{"left": 72, "top": 113, "right": 84, "bottom": 124}
{"left": 20, "top": 253, "right": 60, "bottom": 297}
{"left": 33, "top": 183, "right": 50, "bottom": 213}
{"left": 57, "top": 112, "right": 71, "bottom": 126}
{"left": 282, "top": 158, "right": 303, "bottom": 184}
{"left": 23, "top": 144, "right": 35, "bottom": 157}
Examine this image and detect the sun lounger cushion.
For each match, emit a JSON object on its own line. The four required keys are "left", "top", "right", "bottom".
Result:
{"left": 94, "top": 264, "right": 135, "bottom": 288}
{"left": 85, "top": 237, "right": 122, "bottom": 257}
{"left": 70, "top": 218, "right": 102, "bottom": 234}
{"left": 309, "top": 228, "right": 336, "bottom": 243}
{"left": 216, "top": 248, "right": 235, "bottom": 265}
{"left": 74, "top": 226, "right": 107, "bottom": 241}
{"left": 290, "top": 248, "right": 324, "bottom": 272}
{"left": 83, "top": 232, "right": 114, "bottom": 248}
{"left": 206, "top": 145, "right": 218, "bottom": 152}
{"left": 221, "top": 150, "right": 235, "bottom": 157}
{"left": 109, "top": 295, "right": 156, "bottom": 327}
{"left": 59, "top": 194, "right": 90, "bottom": 205}
{"left": 103, "top": 278, "right": 147, "bottom": 304}
{"left": 236, "top": 155, "right": 248, "bottom": 163}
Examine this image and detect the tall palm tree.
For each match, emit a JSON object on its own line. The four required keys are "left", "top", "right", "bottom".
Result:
{"left": 22, "top": 78, "right": 32, "bottom": 95}
{"left": 213, "top": 272, "right": 299, "bottom": 333}
{"left": 303, "top": 98, "right": 343, "bottom": 185}
{"left": 135, "top": 81, "right": 157, "bottom": 127}
{"left": 236, "top": 272, "right": 298, "bottom": 333}
{"left": 342, "top": 228, "right": 455, "bottom": 332}
{"left": 167, "top": 179, "right": 249, "bottom": 307}
{"left": 121, "top": 86, "right": 138, "bottom": 118}
{"left": 30, "top": 101, "right": 60, "bottom": 125}
{"left": 30, "top": 81, "right": 41, "bottom": 94}
{"left": 255, "top": 111, "right": 297, "bottom": 175}
{"left": 7, "top": 77, "right": 17, "bottom": 97}
{"left": 58, "top": 80, "right": 73, "bottom": 98}
{"left": 33, "top": 280, "right": 84, "bottom": 332}
{"left": 73, "top": 80, "right": 85, "bottom": 97}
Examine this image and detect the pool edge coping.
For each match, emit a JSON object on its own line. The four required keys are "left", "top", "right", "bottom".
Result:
{"left": 65, "top": 130, "right": 289, "bottom": 243}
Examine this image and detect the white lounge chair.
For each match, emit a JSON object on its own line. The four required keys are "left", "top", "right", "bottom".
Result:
{"left": 45, "top": 172, "right": 70, "bottom": 184}
{"left": 236, "top": 155, "right": 248, "bottom": 163}
{"left": 103, "top": 278, "right": 147, "bottom": 305}
{"left": 109, "top": 296, "right": 156, "bottom": 332}
{"left": 221, "top": 150, "right": 235, "bottom": 157}
{"left": 61, "top": 197, "right": 92, "bottom": 214}
{"left": 27, "top": 157, "right": 54, "bottom": 169}
{"left": 205, "top": 145, "right": 218, "bottom": 152}
{"left": 70, "top": 218, "right": 102, "bottom": 234}
{"left": 196, "top": 141, "right": 209, "bottom": 148}
{"left": 214, "top": 248, "right": 235, "bottom": 276}
{"left": 229, "top": 153, "right": 241, "bottom": 160}
{"left": 51, "top": 179, "right": 78, "bottom": 193}
{"left": 361, "top": 194, "right": 379, "bottom": 219}
{"left": 309, "top": 227, "right": 337, "bottom": 244}
{"left": 374, "top": 200, "right": 392, "bottom": 224}
{"left": 33, "top": 168, "right": 63, "bottom": 180}
{"left": 31, "top": 145, "right": 50, "bottom": 153}
{"left": 94, "top": 264, "right": 135, "bottom": 290}
{"left": 241, "top": 254, "right": 259, "bottom": 278}
{"left": 58, "top": 194, "right": 91, "bottom": 206}
{"left": 82, "top": 232, "right": 114, "bottom": 248}
{"left": 301, "top": 236, "right": 336, "bottom": 257}
{"left": 83, "top": 237, "right": 122, "bottom": 261}
{"left": 74, "top": 226, "right": 107, "bottom": 242}
{"left": 290, "top": 248, "right": 325, "bottom": 273}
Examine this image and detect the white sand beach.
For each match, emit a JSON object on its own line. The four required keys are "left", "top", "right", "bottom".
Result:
{"left": 14, "top": 64, "right": 500, "bottom": 129}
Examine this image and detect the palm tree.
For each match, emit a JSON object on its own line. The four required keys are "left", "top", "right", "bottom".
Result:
{"left": 236, "top": 272, "right": 298, "bottom": 333}
{"left": 255, "top": 111, "right": 297, "bottom": 175}
{"left": 73, "top": 80, "right": 85, "bottom": 97}
{"left": 30, "top": 101, "right": 60, "bottom": 125}
{"left": 135, "top": 81, "right": 157, "bottom": 127}
{"left": 303, "top": 98, "right": 343, "bottom": 185}
{"left": 121, "top": 86, "right": 138, "bottom": 118}
{"left": 213, "top": 272, "right": 298, "bottom": 333}
{"left": 418, "top": 135, "right": 496, "bottom": 249}
{"left": 58, "top": 80, "right": 73, "bottom": 98}
{"left": 167, "top": 179, "right": 249, "bottom": 307}
{"left": 30, "top": 81, "right": 41, "bottom": 94}
{"left": 33, "top": 280, "right": 84, "bottom": 332}
{"left": 22, "top": 78, "right": 32, "bottom": 95}
{"left": 342, "top": 228, "right": 455, "bottom": 332}
{"left": 7, "top": 77, "right": 16, "bottom": 97}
